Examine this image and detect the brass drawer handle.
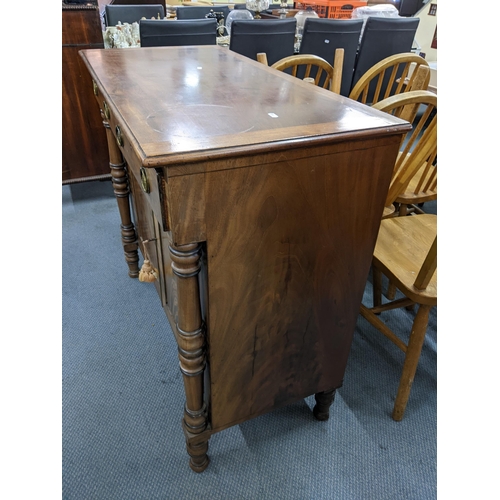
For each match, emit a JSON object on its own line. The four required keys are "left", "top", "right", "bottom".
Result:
{"left": 103, "top": 101, "right": 110, "bottom": 120}
{"left": 115, "top": 125, "right": 123, "bottom": 147}
{"left": 140, "top": 167, "right": 150, "bottom": 193}
{"left": 92, "top": 80, "right": 98, "bottom": 96}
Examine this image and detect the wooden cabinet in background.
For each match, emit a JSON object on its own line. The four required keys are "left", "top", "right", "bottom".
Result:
{"left": 62, "top": 2, "right": 110, "bottom": 183}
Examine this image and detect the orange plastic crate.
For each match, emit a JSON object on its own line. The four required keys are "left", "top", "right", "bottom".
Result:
{"left": 327, "top": 1, "right": 367, "bottom": 19}
{"left": 295, "top": 1, "right": 367, "bottom": 19}
{"left": 295, "top": 0, "right": 330, "bottom": 18}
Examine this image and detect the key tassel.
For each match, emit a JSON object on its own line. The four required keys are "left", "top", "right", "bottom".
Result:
{"left": 139, "top": 238, "right": 158, "bottom": 283}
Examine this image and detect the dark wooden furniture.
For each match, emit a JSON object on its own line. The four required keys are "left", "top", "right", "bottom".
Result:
{"left": 80, "top": 45, "right": 410, "bottom": 472}
{"left": 62, "top": 1, "right": 110, "bottom": 183}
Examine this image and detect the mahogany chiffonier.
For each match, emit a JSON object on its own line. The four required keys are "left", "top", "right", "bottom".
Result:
{"left": 80, "top": 45, "right": 410, "bottom": 472}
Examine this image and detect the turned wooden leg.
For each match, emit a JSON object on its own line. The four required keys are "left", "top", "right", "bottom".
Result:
{"left": 170, "top": 243, "right": 210, "bottom": 472}
{"left": 102, "top": 118, "right": 139, "bottom": 278}
{"left": 392, "top": 304, "right": 431, "bottom": 421}
{"left": 399, "top": 203, "right": 409, "bottom": 217}
{"left": 386, "top": 281, "right": 397, "bottom": 300}
{"left": 313, "top": 389, "right": 337, "bottom": 421}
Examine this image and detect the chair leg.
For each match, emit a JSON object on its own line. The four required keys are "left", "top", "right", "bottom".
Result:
{"left": 392, "top": 304, "right": 431, "bottom": 421}
{"left": 373, "top": 266, "right": 382, "bottom": 308}
{"left": 399, "top": 204, "right": 409, "bottom": 216}
{"left": 386, "top": 281, "right": 397, "bottom": 300}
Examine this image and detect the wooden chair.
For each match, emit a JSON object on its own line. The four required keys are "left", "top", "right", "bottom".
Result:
{"left": 392, "top": 87, "right": 437, "bottom": 217}
{"left": 349, "top": 53, "right": 430, "bottom": 106}
{"left": 359, "top": 213, "right": 437, "bottom": 421}
{"left": 257, "top": 50, "right": 344, "bottom": 94}
{"left": 371, "top": 90, "right": 437, "bottom": 219}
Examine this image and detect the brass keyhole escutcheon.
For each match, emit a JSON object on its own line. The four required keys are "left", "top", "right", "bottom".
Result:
{"left": 92, "top": 80, "right": 99, "bottom": 96}
{"left": 103, "top": 101, "right": 110, "bottom": 120}
{"left": 115, "top": 125, "right": 123, "bottom": 147}
{"left": 140, "top": 167, "right": 150, "bottom": 193}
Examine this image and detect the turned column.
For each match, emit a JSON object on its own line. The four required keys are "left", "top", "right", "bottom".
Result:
{"left": 102, "top": 115, "right": 139, "bottom": 278}
{"left": 169, "top": 243, "right": 210, "bottom": 472}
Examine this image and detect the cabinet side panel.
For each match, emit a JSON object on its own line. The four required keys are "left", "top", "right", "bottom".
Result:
{"left": 205, "top": 140, "right": 398, "bottom": 431}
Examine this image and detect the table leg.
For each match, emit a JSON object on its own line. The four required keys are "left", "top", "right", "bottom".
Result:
{"left": 102, "top": 118, "right": 139, "bottom": 278}
{"left": 313, "top": 389, "right": 337, "bottom": 421}
{"left": 169, "top": 243, "right": 210, "bottom": 472}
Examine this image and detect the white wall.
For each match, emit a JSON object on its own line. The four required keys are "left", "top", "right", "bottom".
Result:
{"left": 414, "top": 0, "right": 437, "bottom": 62}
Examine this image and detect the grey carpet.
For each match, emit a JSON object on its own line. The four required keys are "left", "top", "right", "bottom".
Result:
{"left": 62, "top": 180, "right": 436, "bottom": 499}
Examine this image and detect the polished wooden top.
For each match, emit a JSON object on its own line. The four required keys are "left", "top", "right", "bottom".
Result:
{"left": 80, "top": 46, "right": 409, "bottom": 168}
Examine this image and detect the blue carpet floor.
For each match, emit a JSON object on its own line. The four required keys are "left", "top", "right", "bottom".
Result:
{"left": 62, "top": 180, "right": 437, "bottom": 499}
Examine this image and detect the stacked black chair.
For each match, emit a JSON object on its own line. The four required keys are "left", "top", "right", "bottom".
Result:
{"left": 229, "top": 18, "right": 296, "bottom": 66}
{"left": 299, "top": 18, "right": 363, "bottom": 96}
{"left": 350, "top": 17, "right": 420, "bottom": 98}
{"left": 175, "top": 5, "right": 231, "bottom": 21}
{"left": 105, "top": 4, "right": 165, "bottom": 27}
{"left": 139, "top": 18, "right": 217, "bottom": 47}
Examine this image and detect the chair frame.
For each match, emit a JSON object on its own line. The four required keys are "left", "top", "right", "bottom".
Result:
{"left": 258, "top": 50, "right": 344, "bottom": 94}
{"left": 360, "top": 214, "right": 437, "bottom": 421}
{"left": 372, "top": 90, "right": 437, "bottom": 216}
{"left": 349, "top": 53, "right": 430, "bottom": 105}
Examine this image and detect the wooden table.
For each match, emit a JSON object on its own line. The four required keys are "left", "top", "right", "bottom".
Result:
{"left": 80, "top": 45, "right": 410, "bottom": 472}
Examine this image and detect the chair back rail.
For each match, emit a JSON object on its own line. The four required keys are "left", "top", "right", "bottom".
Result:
{"left": 349, "top": 53, "right": 429, "bottom": 105}
{"left": 261, "top": 50, "right": 344, "bottom": 94}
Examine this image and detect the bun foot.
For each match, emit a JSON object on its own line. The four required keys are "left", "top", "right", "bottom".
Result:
{"left": 187, "top": 440, "right": 210, "bottom": 473}
{"left": 189, "top": 455, "right": 210, "bottom": 473}
{"left": 313, "top": 389, "right": 336, "bottom": 421}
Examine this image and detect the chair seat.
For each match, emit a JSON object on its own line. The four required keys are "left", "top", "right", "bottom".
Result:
{"left": 382, "top": 204, "right": 397, "bottom": 218}
{"left": 373, "top": 214, "right": 437, "bottom": 305}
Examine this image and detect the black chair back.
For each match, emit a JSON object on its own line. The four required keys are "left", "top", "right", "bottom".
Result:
{"left": 299, "top": 18, "right": 363, "bottom": 96}
{"left": 105, "top": 4, "right": 165, "bottom": 27}
{"left": 176, "top": 5, "right": 231, "bottom": 21}
{"left": 350, "top": 17, "right": 420, "bottom": 97}
{"left": 229, "top": 19, "right": 296, "bottom": 66}
{"left": 139, "top": 18, "right": 217, "bottom": 47}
